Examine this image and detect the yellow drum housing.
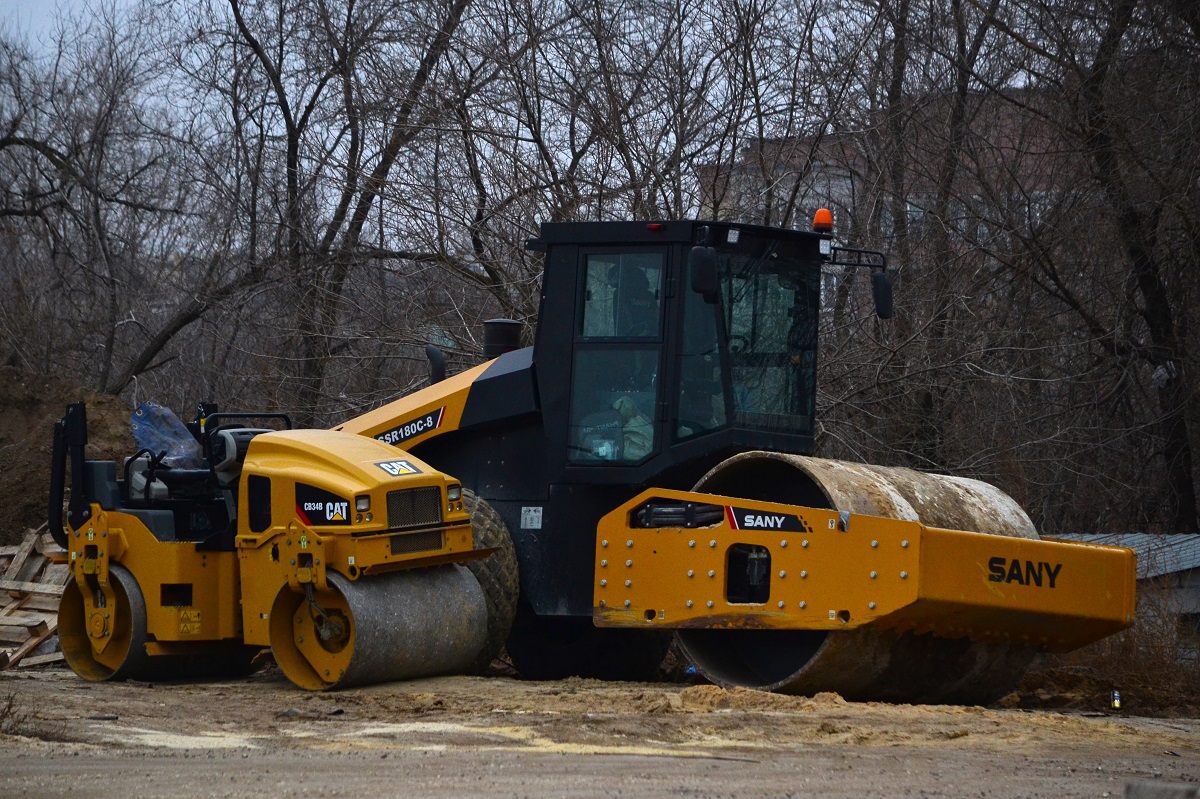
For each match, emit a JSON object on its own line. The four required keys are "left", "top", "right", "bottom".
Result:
{"left": 594, "top": 454, "right": 1136, "bottom": 704}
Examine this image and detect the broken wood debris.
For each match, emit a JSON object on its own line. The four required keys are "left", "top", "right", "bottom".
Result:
{"left": 1, "top": 525, "right": 68, "bottom": 670}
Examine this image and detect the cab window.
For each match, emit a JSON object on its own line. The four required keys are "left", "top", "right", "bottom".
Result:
{"left": 581, "top": 254, "right": 662, "bottom": 338}
{"left": 570, "top": 252, "right": 665, "bottom": 463}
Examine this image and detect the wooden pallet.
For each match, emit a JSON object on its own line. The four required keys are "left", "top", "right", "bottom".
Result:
{"left": 0, "top": 526, "right": 69, "bottom": 670}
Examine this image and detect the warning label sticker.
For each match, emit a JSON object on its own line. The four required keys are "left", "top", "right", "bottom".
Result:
{"left": 521, "top": 506, "right": 543, "bottom": 530}
{"left": 179, "top": 608, "right": 201, "bottom": 635}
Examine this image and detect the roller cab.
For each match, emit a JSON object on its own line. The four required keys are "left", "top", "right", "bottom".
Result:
{"left": 330, "top": 219, "right": 1141, "bottom": 701}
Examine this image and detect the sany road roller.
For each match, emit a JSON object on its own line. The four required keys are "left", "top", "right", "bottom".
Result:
{"left": 49, "top": 404, "right": 514, "bottom": 690}
{"left": 331, "top": 214, "right": 1138, "bottom": 704}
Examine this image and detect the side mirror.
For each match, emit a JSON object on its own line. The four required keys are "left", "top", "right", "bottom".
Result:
{"left": 689, "top": 245, "right": 718, "bottom": 302}
{"left": 871, "top": 269, "right": 894, "bottom": 320}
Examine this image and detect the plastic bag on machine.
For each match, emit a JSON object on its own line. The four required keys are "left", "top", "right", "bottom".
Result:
{"left": 131, "top": 401, "right": 205, "bottom": 468}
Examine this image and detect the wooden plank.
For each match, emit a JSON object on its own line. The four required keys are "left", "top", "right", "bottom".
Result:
{"left": 1, "top": 528, "right": 72, "bottom": 668}
{"left": 1, "top": 535, "right": 36, "bottom": 582}
{"left": 0, "top": 625, "right": 31, "bottom": 644}
{"left": 0, "top": 610, "right": 54, "bottom": 625}
{"left": 35, "top": 530, "right": 67, "bottom": 563}
{"left": 3, "top": 617, "right": 57, "bottom": 669}
{"left": 42, "top": 563, "right": 70, "bottom": 584}
{"left": 21, "top": 595, "right": 62, "bottom": 612}
{"left": 18, "top": 652, "right": 63, "bottom": 668}
{"left": 14, "top": 556, "right": 46, "bottom": 584}
{"left": 0, "top": 579, "right": 65, "bottom": 597}
{"left": 0, "top": 546, "right": 19, "bottom": 557}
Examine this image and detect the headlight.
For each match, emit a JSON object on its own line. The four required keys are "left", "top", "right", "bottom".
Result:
{"left": 447, "top": 485, "right": 462, "bottom": 502}
{"left": 355, "top": 495, "right": 371, "bottom": 512}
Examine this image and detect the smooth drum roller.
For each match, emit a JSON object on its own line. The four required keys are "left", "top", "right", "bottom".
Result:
{"left": 59, "top": 562, "right": 263, "bottom": 682}
{"left": 59, "top": 562, "right": 150, "bottom": 681}
{"left": 270, "top": 564, "right": 488, "bottom": 690}
{"left": 676, "top": 452, "right": 1039, "bottom": 705}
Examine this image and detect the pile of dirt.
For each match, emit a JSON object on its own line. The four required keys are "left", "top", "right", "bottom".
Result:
{"left": 0, "top": 368, "right": 134, "bottom": 546}
{"left": 1013, "top": 657, "right": 1200, "bottom": 717}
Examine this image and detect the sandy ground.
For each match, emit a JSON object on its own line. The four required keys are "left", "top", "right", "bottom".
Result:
{"left": 1, "top": 665, "right": 1198, "bottom": 798}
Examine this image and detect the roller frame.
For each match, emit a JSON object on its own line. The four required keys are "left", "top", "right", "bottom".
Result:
{"left": 593, "top": 488, "right": 1137, "bottom": 653}
{"left": 61, "top": 505, "right": 243, "bottom": 650}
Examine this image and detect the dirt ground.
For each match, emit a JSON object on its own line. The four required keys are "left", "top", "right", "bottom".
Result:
{"left": 2, "top": 664, "right": 1198, "bottom": 798}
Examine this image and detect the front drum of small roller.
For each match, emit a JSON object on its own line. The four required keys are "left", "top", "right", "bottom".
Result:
{"left": 270, "top": 564, "right": 488, "bottom": 690}
{"left": 675, "top": 452, "right": 1039, "bottom": 705}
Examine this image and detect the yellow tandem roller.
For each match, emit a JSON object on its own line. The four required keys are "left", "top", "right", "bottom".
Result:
{"left": 594, "top": 452, "right": 1137, "bottom": 705}
{"left": 53, "top": 403, "right": 504, "bottom": 691}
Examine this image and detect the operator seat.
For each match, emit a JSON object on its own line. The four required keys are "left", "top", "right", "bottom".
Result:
{"left": 125, "top": 451, "right": 215, "bottom": 503}
{"left": 209, "top": 427, "right": 271, "bottom": 518}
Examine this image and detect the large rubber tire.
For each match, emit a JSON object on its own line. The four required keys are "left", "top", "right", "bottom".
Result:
{"left": 506, "top": 603, "right": 671, "bottom": 682}
{"left": 462, "top": 490, "right": 519, "bottom": 674}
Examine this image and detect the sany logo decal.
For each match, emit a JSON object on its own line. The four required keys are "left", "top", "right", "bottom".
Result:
{"left": 376, "top": 459, "right": 421, "bottom": 477}
{"left": 724, "top": 506, "right": 813, "bottom": 533}
{"left": 988, "top": 557, "right": 1062, "bottom": 588}
{"left": 376, "top": 407, "right": 446, "bottom": 445}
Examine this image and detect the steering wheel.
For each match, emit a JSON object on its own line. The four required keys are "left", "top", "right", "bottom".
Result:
{"left": 676, "top": 419, "right": 713, "bottom": 438}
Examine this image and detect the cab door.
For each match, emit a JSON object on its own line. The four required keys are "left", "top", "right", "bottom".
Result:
{"left": 567, "top": 249, "right": 668, "bottom": 466}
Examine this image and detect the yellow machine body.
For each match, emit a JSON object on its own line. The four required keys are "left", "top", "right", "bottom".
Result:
{"left": 59, "top": 507, "right": 243, "bottom": 680}
{"left": 59, "top": 424, "right": 484, "bottom": 689}
{"left": 334, "top": 363, "right": 485, "bottom": 446}
{"left": 231, "top": 430, "right": 474, "bottom": 647}
{"left": 593, "top": 488, "right": 1136, "bottom": 652}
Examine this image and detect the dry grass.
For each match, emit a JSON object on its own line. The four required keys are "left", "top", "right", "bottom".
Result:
{"left": 0, "top": 690, "right": 75, "bottom": 742}
{"left": 1016, "top": 579, "right": 1200, "bottom": 715}
{"left": 0, "top": 691, "right": 33, "bottom": 736}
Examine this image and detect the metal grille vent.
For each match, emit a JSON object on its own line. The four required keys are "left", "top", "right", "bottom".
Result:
{"left": 390, "top": 530, "right": 444, "bottom": 555}
{"left": 387, "top": 486, "right": 442, "bottom": 528}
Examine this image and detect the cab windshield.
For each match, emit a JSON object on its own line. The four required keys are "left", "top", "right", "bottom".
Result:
{"left": 721, "top": 242, "right": 820, "bottom": 434}
{"left": 715, "top": 233, "right": 820, "bottom": 436}
{"left": 675, "top": 231, "right": 821, "bottom": 441}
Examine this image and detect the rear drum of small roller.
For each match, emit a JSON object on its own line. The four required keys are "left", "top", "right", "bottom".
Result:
{"left": 59, "top": 562, "right": 150, "bottom": 681}
{"left": 675, "top": 452, "right": 1038, "bottom": 705}
{"left": 60, "top": 563, "right": 264, "bottom": 682}
{"left": 270, "top": 565, "right": 488, "bottom": 690}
